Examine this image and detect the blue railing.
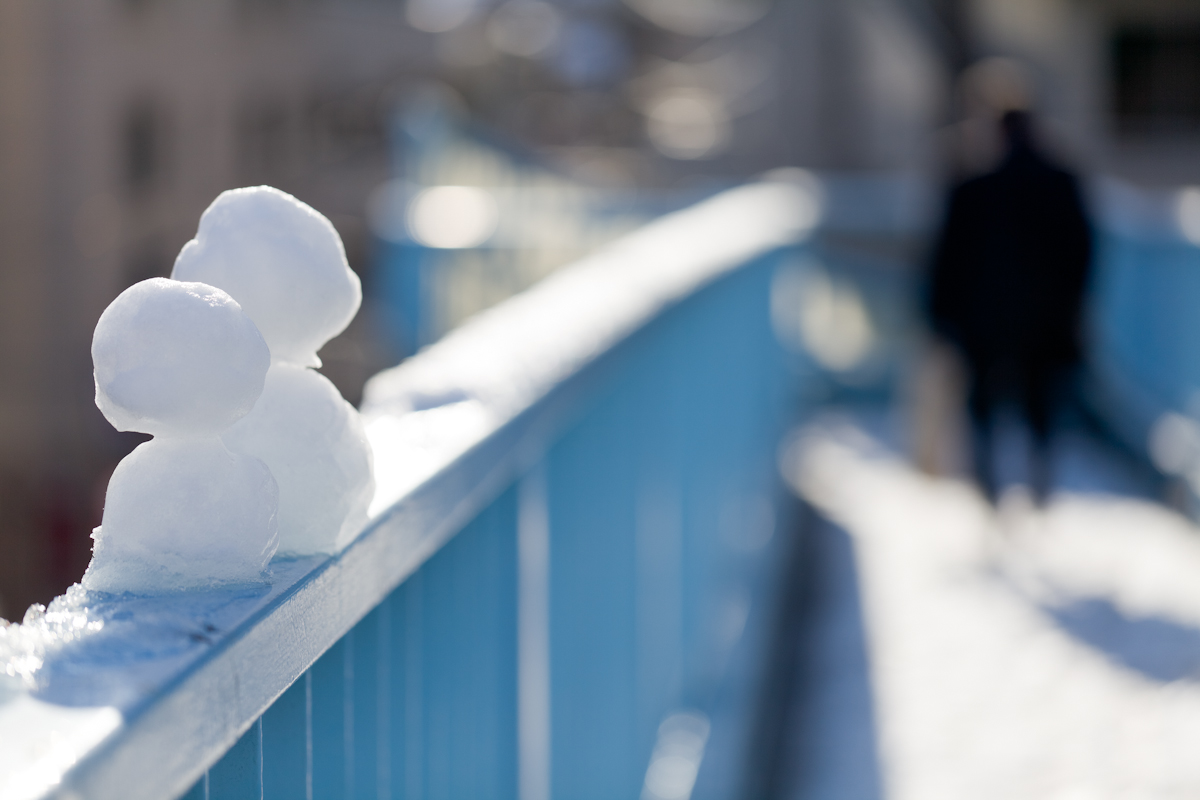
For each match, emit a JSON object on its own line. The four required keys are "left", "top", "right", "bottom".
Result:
{"left": 0, "top": 179, "right": 812, "bottom": 800}
{"left": 1065, "top": 176, "right": 1200, "bottom": 485}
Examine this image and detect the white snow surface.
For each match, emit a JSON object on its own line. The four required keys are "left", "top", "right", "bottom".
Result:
{"left": 84, "top": 438, "right": 279, "bottom": 592}
{"left": 85, "top": 279, "right": 278, "bottom": 593}
{"left": 173, "top": 186, "right": 374, "bottom": 554}
{"left": 172, "top": 186, "right": 361, "bottom": 368}
{"left": 785, "top": 416, "right": 1200, "bottom": 799}
{"left": 92, "top": 278, "right": 270, "bottom": 437}
{"left": 224, "top": 364, "right": 372, "bottom": 554}
{"left": 0, "top": 557, "right": 320, "bottom": 799}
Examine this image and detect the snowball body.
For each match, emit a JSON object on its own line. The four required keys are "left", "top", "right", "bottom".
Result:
{"left": 224, "top": 364, "right": 372, "bottom": 552}
{"left": 172, "top": 186, "right": 375, "bottom": 555}
{"left": 85, "top": 439, "right": 279, "bottom": 593}
{"left": 83, "top": 278, "right": 278, "bottom": 592}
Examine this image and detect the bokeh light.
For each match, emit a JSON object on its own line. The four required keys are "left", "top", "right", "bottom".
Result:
{"left": 406, "top": 0, "right": 483, "bottom": 33}
{"left": 487, "top": 0, "right": 563, "bottom": 58}
{"left": 645, "top": 89, "right": 731, "bottom": 160}
{"left": 623, "top": 0, "right": 771, "bottom": 37}
{"left": 798, "top": 266, "right": 875, "bottom": 372}
{"left": 1177, "top": 186, "right": 1200, "bottom": 246}
{"left": 407, "top": 186, "right": 499, "bottom": 249}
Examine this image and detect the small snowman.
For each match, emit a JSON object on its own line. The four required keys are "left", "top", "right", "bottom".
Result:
{"left": 172, "top": 186, "right": 375, "bottom": 555}
{"left": 83, "top": 278, "right": 279, "bottom": 593}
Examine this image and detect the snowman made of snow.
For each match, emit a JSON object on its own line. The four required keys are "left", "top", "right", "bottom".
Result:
{"left": 84, "top": 278, "right": 279, "bottom": 592}
{"left": 172, "top": 186, "right": 375, "bottom": 555}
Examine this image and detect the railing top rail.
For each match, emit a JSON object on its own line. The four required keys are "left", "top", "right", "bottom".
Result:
{"left": 361, "top": 178, "right": 816, "bottom": 510}
{"left": 0, "top": 178, "right": 813, "bottom": 800}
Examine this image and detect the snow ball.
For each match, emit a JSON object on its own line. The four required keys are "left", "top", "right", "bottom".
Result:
{"left": 171, "top": 186, "right": 362, "bottom": 368}
{"left": 84, "top": 439, "right": 279, "bottom": 592}
{"left": 224, "top": 363, "right": 373, "bottom": 554}
{"left": 92, "top": 278, "right": 271, "bottom": 437}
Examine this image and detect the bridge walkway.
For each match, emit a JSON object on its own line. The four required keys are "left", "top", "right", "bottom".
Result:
{"left": 759, "top": 405, "right": 1200, "bottom": 799}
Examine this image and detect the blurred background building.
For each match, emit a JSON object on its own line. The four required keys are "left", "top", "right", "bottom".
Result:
{"left": 2, "top": 0, "right": 1200, "bottom": 623}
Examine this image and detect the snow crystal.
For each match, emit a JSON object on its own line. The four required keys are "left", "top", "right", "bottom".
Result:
{"left": 0, "top": 586, "right": 102, "bottom": 694}
{"left": 83, "top": 278, "right": 278, "bottom": 592}
{"left": 173, "top": 186, "right": 374, "bottom": 554}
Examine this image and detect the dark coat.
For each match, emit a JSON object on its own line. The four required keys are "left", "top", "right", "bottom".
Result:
{"left": 928, "top": 145, "right": 1092, "bottom": 368}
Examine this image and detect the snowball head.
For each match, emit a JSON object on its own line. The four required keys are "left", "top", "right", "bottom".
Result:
{"left": 93, "top": 278, "right": 271, "bottom": 437}
{"left": 83, "top": 438, "right": 279, "bottom": 592}
{"left": 171, "top": 186, "right": 362, "bottom": 367}
{"left": 223, "top": 363, "right": 374, "bottom": 555}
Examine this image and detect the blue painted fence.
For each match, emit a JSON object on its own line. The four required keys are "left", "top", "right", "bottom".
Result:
{"left": 1091, "top": 231, "right": 1200, "bottom": 417}
{"left": 180, "top": 227, "right": 798, "bottom": 799}
{"left": 0, "top": 180, "right": 810, "bottom": 800}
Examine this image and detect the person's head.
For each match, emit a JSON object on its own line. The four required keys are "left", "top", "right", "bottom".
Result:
{"left": 1001, "top": 110, "right": 1035, "bottom": 151}
{"left": 960, "top": 58, "right": 1031, "bottom": 119}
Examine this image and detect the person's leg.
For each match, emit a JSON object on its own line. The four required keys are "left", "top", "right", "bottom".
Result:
{"left": 967, "top": 360, "right": 998, "bottom": 504}
{"left": 1023, "top": 358, "right": 1057, "bottom": 504}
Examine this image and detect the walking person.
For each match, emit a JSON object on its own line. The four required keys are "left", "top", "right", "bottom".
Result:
{"left": 927, "top": 110, "right": 1093, "bottom": 503}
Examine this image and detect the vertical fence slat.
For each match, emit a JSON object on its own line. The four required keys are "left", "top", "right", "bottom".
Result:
{"left": 262, "top": 670, "right": 310, "bottom": 800}
{"left": 518, "top": 467, "right": 551, "bottom": 800}
{"left": 374, "top": 597, "right": 394, "bottom": 800}
{"left": 547, "top": 378, "right": 641, "bottom": 800}
{"left": 393, "top": 573, "right": 423, "bottom": 800}
{"left": 346, "top": 606, "right": 384, "bottom": 799}
{"left": 635, "top": 458, "right": 684, "bottom": 737}
{"left": 310, "top": 638, "right": 349, "bottom": 799}
{"left": 420, "top": 488, "right": 519, "bottom": 800}
{"left": 207, "top": 719, "right": 262, "bottom": 799}
{"left": 345, "top": 633, "right": 357, "bottom": 799}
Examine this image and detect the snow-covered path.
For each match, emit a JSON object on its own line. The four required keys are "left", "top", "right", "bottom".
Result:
{"left": 781, "top": 414, "right": 1200, "bottom": 800}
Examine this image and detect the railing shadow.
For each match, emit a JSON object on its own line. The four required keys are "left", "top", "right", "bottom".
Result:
{"left": 1041, "top": 597, "right": 1200, "bottom": 684}
{"left": 745, "top": 501, "right": 883, "bottom": 800}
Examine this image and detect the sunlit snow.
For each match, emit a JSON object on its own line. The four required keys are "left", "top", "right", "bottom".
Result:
{"left": 84, "top": 278, "right": 278, "bottom": 593}
{"left": 785, "top": 415, "right": 1200, "bottom": 798}
{"left": 173, "top": 186, "right": 375, "bottom": 554}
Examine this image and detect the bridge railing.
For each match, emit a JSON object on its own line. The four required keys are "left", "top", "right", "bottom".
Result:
{"left": 0, "top": 178, "right": 813, "bottom": 800}
{"left": 1085, "top": 178, "right": 1200, "bottom": 462}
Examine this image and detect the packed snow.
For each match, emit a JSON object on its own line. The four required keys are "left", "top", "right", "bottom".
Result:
{"left": 173, "top": 186, "right": 374, "bottom": 553}
{"left": 91, "top": 278, "right": 269, "bottom": 437}
{"left": 223, "top": 362, "right": 373, "bottom": 553}
{"left": 84, "top": 278, "right": 278, "bottom": 593}
{"left": 172, "top": 186, "right": 361, "bottom": 368}
{"left": 783, "top": 413, "right": 1200, "bottom": 799}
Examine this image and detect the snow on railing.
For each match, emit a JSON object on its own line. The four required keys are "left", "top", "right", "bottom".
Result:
{"left": 0, "top": 176, "right": 816, "bottom": 800}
